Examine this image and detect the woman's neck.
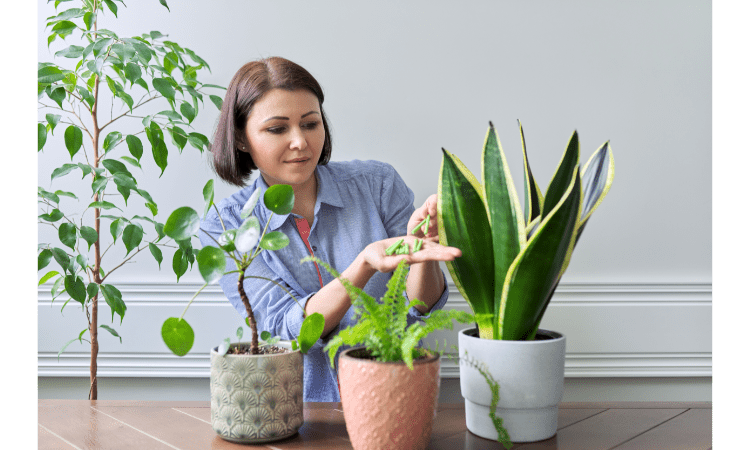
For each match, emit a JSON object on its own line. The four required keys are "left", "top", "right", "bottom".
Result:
{"left": 290, "top": 173, "right": 318, "bottom": 226}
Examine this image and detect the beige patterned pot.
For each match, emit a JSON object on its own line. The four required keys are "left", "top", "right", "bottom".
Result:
{"left": 338, "top": 347, "right": 440, "bottom": 450}
{"left": 210, "top": 343, "right": 304, "bottom": 443}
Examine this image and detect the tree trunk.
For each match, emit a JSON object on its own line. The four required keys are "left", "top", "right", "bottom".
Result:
{"left": 237, "top": 271, "right": 259, "bottom": 354}
{"left": 89, "top": 29, "right": 101, "bottom": 399}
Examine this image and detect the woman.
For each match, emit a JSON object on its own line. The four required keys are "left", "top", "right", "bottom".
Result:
{"left": 201, "top": 56, "right": 461, "bottom": 401}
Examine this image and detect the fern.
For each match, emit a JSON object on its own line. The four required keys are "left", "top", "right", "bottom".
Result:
{"left": 303, "top": 257, "right": 475, "bottom": 369}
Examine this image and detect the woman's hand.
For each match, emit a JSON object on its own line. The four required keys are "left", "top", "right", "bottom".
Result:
{"left": 407, "top": 194, "right": 439, "bottom": 238}
{"left": 360, "top": 235, "right": 461, "bottom": 274}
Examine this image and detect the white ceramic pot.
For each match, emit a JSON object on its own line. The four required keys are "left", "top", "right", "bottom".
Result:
{"left": 209, "top": 343, "right": 304, "bottom": 443}
{"left": 458, "top": 327, "right": 565, "bottom": 443}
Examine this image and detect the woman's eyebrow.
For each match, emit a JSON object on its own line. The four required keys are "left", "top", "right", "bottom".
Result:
{"left": 262, "top": 111, "right": 320, "bottom": 123}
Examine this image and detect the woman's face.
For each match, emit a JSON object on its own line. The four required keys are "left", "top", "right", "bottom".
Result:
{"left": 242, "top": 88, "right": 325, "bottom": 190}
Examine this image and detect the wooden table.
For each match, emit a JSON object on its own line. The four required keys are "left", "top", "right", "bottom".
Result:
{"left": 38, "top": 400, "right": 711, "bottom": 450}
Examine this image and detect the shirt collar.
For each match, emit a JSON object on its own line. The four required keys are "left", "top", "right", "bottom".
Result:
{"left": 257, "top": 165, "right": 344, "bottom": 231}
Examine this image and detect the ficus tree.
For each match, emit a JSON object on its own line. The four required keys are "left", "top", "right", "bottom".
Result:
{"left": 37, "top": 0, "right": 223, "bottom": 399}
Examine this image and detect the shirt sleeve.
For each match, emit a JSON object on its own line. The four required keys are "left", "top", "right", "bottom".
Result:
{"left": 377, "top": 162, "right": 415, "bottom": 237}
{"left": 200, "top": 204, "right": 314, "bottom": 341}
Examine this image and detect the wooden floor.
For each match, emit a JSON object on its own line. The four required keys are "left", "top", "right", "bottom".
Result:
{"left": 38, "top": 400, "right": 712, "bottom": 450}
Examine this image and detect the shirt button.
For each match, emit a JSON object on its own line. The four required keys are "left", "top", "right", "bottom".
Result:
{"left": 312, "top": 246, "right": 318, "bottom": 251}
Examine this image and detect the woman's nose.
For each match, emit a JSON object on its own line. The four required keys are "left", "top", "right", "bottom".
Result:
{"left": 289, "top": 127, "right": 307, "bottom": 150}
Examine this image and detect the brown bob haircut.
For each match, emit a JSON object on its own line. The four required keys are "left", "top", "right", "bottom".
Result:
{"left": 210, "top": 57, "right": 332, "bottom": 187}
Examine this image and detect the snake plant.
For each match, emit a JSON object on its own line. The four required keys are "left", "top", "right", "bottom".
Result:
{"left": 437, "top": 121, "right": 614, "bottom": 341}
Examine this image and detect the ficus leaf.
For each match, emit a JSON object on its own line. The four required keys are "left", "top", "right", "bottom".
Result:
{"left": 100, "top": 284, "right": 126, "bottom": 324}
{"left": 152, "top": 77, "right": 175, "bottom": 101}
{"left": 86, "top": 282, "right": 99, "bottom": 300}
{"left": 202, "top": 179, "right": 214, "bottom": 218}
{"left": 172, "top": 249, "right": 189, "bottom": 282}
{"left": 122, "top": 223, "right": 144, "bottom": 255}
{"left": 38, "top": 66, "right": 66, "bottom": 84}
{"left": 58, "top": 223, "right": 77, "bottom": 250}
{"left": 149, "top": 243, "right": 163, "bottom": 268}
{"left": 103, "top": 131, "right": 122, "bottom": 152}
{"left": 125, "top": 135, "right": 143, "bottom": 161}
{"left": 100, "top": 324, "right": 122, "bottom": 343}
{"left": 110, "top": 218, "right": 126, "bottom": 242}
{"left": 39, "top": 209, "right": 64, "bottom": 222}
{"left": 80, "top": 226, "right": 98, "bottom": 250}
{"left": 38, "top": 123, "right": 47, "bottom": 151}
{"left": 51, "top": 248, "right": 70, "bottom": 272}
{"left": 209, "top": 95, "right": 223, "bottom": 110}
{"left": 48, "top": 88, "right": 66, "bottom": 109}
{"left": 38, "top": 249, "right": 53, "bottom": 271}
{"left": 180, "top": 102, "right": 196, "bottom": 123}
{"left": 64, "top": 275, "right": 86, "bottom": 304}
{"left": 38, "top": 271, "right": 60, "bottom": 286}
{"left": 51, "top": 163, "right": 78, "bottom": 181}
{"left": 64, "top": 125, "right": 83, "bottom": 159}
{"left": 159, "top": 0, "right": 170, "bottom": 12}
{"left": 46, "top": 114, "right": 61, "bottom": 135}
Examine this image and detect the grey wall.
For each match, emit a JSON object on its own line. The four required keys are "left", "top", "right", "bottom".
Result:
{"left": 38, "top": 0, "right": 711, "bottom": 285}
{"left": 38, "top": 0, "right": 711, "bottom": 400}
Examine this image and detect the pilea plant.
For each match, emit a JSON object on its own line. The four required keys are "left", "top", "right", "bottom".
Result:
{"left": 38, "top": 0, "right": 222, "bottom": 399}
{"left": 438, "top": 121, "right": 614, "bottom": 341}
{"left": 160, "top": 182, "right": 325, "bottom": 357}
{"left": 309, "top": 257, "right": 475, "bottom": 369}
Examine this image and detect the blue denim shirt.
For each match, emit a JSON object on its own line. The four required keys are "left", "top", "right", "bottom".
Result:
{"left": 200, "top": 160, "right": 449, "bottom": 401}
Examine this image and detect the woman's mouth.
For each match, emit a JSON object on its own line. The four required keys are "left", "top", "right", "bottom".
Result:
{"left": 285, "top": 158, "right": 309, "bottom": 163}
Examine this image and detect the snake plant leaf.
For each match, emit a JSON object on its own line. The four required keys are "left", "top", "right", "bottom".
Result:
{"left": 577, "top": 141, "right": 615, "bottom": 243}
{"left": 438, "top": 148, "right": 495, "bottom": 338}
{"left": 519, "top": 120, "right": 544, "bottom": 225}
{"left": 500, "top": 168, "right": 582, "bottom": 341}
{"left": 482, "top": 123, "right": 526, "bottom": 338}
{"left": 541, "top": 130, "right": 580, "bottom": 221}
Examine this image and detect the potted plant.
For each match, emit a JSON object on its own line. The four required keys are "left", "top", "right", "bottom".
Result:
{"left": 437, "top": 121, "right": 615, "bottom": 443}
{"left": 309, "top": 256, "right": 474, "bottom": 450}
{"left": 38, "top": 0, "right": 221, "bottom": 399}
{"left": 160, "top": 181, "right": 325, "bottom": 443}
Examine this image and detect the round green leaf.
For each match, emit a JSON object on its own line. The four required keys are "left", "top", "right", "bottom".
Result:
{"left": 264, "top": 184, "right": 294, "bottom": 215}
{"left": 163, "top": 207, "right": 200, "bottom": 241}
{"left": 240, "top": 187, "right": 260, "bottom": 219}
{"left": 122, "top": 223, "right": 144, "bottom": 255}
{"left": 58, "top": 223, "right": 77, "bottom": 250}
{"left": 64, "top": 125, "right": 83, "bottom": 159}
{"left": 260, "top": 330, "right": 272, "bottom": 341}
{"left": 259, "top": 231, "right": 290, "bottom": 251}
{"left": 162, "top": 317, "right": 194, "bottom": 356}
{"left": 218, "top": 229, "right": 236, "bottom": 252}
{"left": 38, "top": 123, "right": 47, "bottom": 151}
{"left": 80, "top": 226, "right": 98, "bottom": 250}
{"left": 298, "top": 312, "right": 325, "bottom": 354}
{"left": 234, "top": 216, "right": 260, "bottom": 253}
{"left": 197, "top": 246, "right": 226, "bottom": 284}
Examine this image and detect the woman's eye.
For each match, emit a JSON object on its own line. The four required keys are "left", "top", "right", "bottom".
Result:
{"left": 302, "top": 121, "right": 319, "bottom": 130}
{"left": 266, "top": 126, "right": 286, "bottom": 134}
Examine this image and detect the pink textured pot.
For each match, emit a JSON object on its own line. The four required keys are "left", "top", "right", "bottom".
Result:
{"left": 338, "top": 347, "right": 440, "bottom": 450}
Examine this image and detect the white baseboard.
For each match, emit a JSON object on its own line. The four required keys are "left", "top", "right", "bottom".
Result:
{"left": 38, "top": 281, "right": 712, "bottom": 379}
